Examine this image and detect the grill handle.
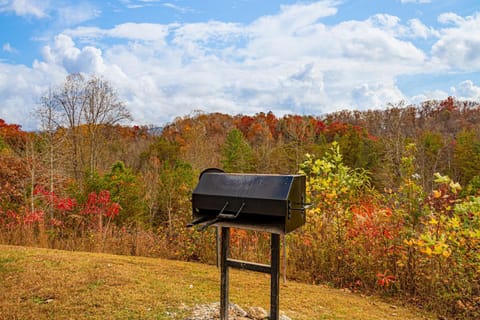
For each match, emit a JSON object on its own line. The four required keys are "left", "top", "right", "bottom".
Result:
{"left": 186, "top": 215, "right": 211, "bottom": 228}
{"left": 218, "top": 202, "right": 245, "bottom": 220}
{"left": 197, "top": 201, "right": 229, "bottom": 231}
{"left": 288, "top": 202, "right": 313, "bottom": 220}
{"left": 198, "top": 217, "right": 220, "bottom": 231}
{"left": 197, "top": 201, "right": 245, "bottom": 232}
{"left": 288, "top": 202, "right": 313, "bottom": 211}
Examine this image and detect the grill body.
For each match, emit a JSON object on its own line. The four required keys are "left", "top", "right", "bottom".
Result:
{"left": 191, "top": 171, "right": 307, "bottom": 234}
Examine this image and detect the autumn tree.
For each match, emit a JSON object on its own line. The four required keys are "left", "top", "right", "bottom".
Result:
{"left": 0, "top": 152, "right": 29, "bottom": 212}
{"left": 83, "top": 76, "right": 132, "bottom": 174}
{"left": 86, "top": 161, "right": 145, "bottom": 227}
{"left": 46, "top": 73, "right": 85, "bottom": 181}
{"left": 452, "top": 129, "right": 480, "bottom": 185}
{"left": 156, "top": 161, "right": 195, "bottom": 232}
{"left": 139, "top": 136, "right": 182, "bottom": 228}
{"left": 163, "top": 111, "right": 234, "bottom": 170}
{"left": 416, "top": 130, "right": 445, "bottom": 190}
{"left": 0, "top": 118, "right": 26, "bottom": 154}
{"left": 37, "top": 90, "right": 67, "bottom": 222}
{"left": 235, "top": 112, "right": 278, "bottom": 173}
{"left": 327, "top": 123, "right": 378, "bottom": 171}
{"left": 39, "top": 73, "right": 131, "bottom": 185}
{"left": 0, "top": 119, "right": 29, "bottom": 212}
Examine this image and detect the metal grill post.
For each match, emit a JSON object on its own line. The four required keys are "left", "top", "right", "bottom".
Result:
{"left": 270, "top": 233, "right": 280, "bottom": 320}
{"left": 220, "top": 227, "right": 230, "bottom": 320}
{"left": 219, "top": 227, "right": 281, "bottom": 320}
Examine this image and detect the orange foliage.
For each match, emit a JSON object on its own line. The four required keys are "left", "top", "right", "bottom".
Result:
{"left": 0, "top": 118, "right": 27, "bottom": 151}
{"left": 235, "top": 115, "right": 255, "bottom": 137}
{"left": 0, "top": 154, "right": 29, "bottom": 209}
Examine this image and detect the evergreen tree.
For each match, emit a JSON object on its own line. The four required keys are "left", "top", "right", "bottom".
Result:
{"left": 221, "top": 129, "right": 256, "bottom": 172}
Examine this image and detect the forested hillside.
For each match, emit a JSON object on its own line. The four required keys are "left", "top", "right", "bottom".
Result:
{"left": 1, "top": 76, "right": 479, "bottom": 319}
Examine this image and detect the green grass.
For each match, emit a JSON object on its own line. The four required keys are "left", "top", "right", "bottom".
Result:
{"left": 0, "top": 245, "right": 434, "bottom": 320}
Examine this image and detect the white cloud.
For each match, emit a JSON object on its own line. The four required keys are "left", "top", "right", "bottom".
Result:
{"left": 406, "top": 18, "right": 438, "bottom": 39}
{"left": 2, "top": 43, "right": 17, "bottom": 53}
{"left": 451, "top": 80, "right": 480, "bottom": 100}
{"left": 56, "top": 3, "right": 100, "bottom": 26}
{"left": 109, "top": 23, "right": 171, "bottom": 42}
{"left": 121, "top": 0, "right": 165, "bottom": 9}
{"left": 365, "top": 14, "right": 439, "bottom": 40}
{"left": 253, "top": 0, "right": 339, "bottom": 33}
{"left": 0, "top": 0, "right": 99, "bottom": 30}
{"left": 90, "top": 3, "right": 425, "bottom": 122}
{"left": 63, "top": 26, "right": 105, "bottom": 42}
{"left": 0, "top": 61, "right": 64, "bottom": 129}
{"left": 172, "top": 21, "right": 245, "bottom": 59}
{"left": 41, "top": 34, "right": 105, "bottom": 74}
{"left": 409, "top": 80, "right": 480, "bottom": 104}
{"left": 368, "top": 14, "right": 402, "bottom": 31}
{"left": 410, "top": 89, "right": 448, "bottom": 105}
{"left": 0, "top": 0, "right": 49, "bottom": 18}
{"left": 333, "top": 19, "right": 425, "bottom": 62}
{"left": 352, "top": 83, "right": 405, "bottom": 110}
{"left": 64, "top": 23, "right": 172, "bottom": 44}
{"left": 437, "top": 12, "right": 464, "bottom": 25}
{"left": 432, "top": 13, "right": 480, "bottom": 70}
{"left": 162, "top": 3, "right": 195, "bottom": 14}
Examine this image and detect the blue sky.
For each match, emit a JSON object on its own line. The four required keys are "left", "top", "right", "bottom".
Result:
{"left": 0, "top": 0, "right": 479, "bottom": 130}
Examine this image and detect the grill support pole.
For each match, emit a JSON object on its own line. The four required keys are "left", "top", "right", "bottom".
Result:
{"left": 219, "top": 227, "right": 281, "bottom": 320}
{"left": 216, "top": 227, "right": 221, "bottom": 268}
{"left": 220, "top": 227, "right": 230, "bottom": 320}
{"left": 270, "top": 233, "right": 280, "bottom": 320}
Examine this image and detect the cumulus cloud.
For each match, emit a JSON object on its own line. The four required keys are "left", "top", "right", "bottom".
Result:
{"left": 451, "top": 80, "right": 480, "bottom": 100}
{"left": 352, "top": 83, "right": 405, "bottom": 110}
{"left": 333, "top": 19, "right": 425, "bottom": 63}
{"left": 251, "top": 0, "right": 339, "bottom": 35}
{"left": 0, "top": 61, "right": 64, "bottom": 129}
{"left": 432, "top": 13, "right": 480, "bottom": 70}
{"left": 87, "top": 1, "right": 426, "bottom": 123}
{"left": 406, "top": 18, "right": 438, "bottom": 39}
{"left": 410, "top": 90, "right": 449, "bottom": 105}
{"left": 410, "top": 79, "right": 480, "bottom": 105}
{"left": 365, "top": 14, "right": 439, "bottom": 40}
{"left": 41, "top": 34, "right": 105, "bottom": 74}
{"left": 437, "top": 12, "right": 465, "bottom": 25}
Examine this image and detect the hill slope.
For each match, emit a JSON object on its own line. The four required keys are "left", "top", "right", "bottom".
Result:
{"left": 0, "top": 245, "right": 433, "bottom": 320}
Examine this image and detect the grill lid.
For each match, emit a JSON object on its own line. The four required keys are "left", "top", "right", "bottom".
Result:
{"left": 189, "top": 169, "right": 309, "bottom": 234}
{"left": 194, "top": 173, "right": 297, "bottom": 201}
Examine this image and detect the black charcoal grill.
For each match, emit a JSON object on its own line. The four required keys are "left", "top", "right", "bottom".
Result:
{"left": 189, "top": 169, "right": 309, "bottom": 320}
{"left": 189, "top": 169, "right": 308, "bottom": 234}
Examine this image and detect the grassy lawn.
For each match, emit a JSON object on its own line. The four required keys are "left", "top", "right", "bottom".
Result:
{"left": 0, "top": 245, "right": 434, "bottom": 320}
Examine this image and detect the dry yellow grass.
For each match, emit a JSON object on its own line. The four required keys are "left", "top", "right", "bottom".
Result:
{"left": 0, "top": 245, "right": 434, "bottom": 320}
